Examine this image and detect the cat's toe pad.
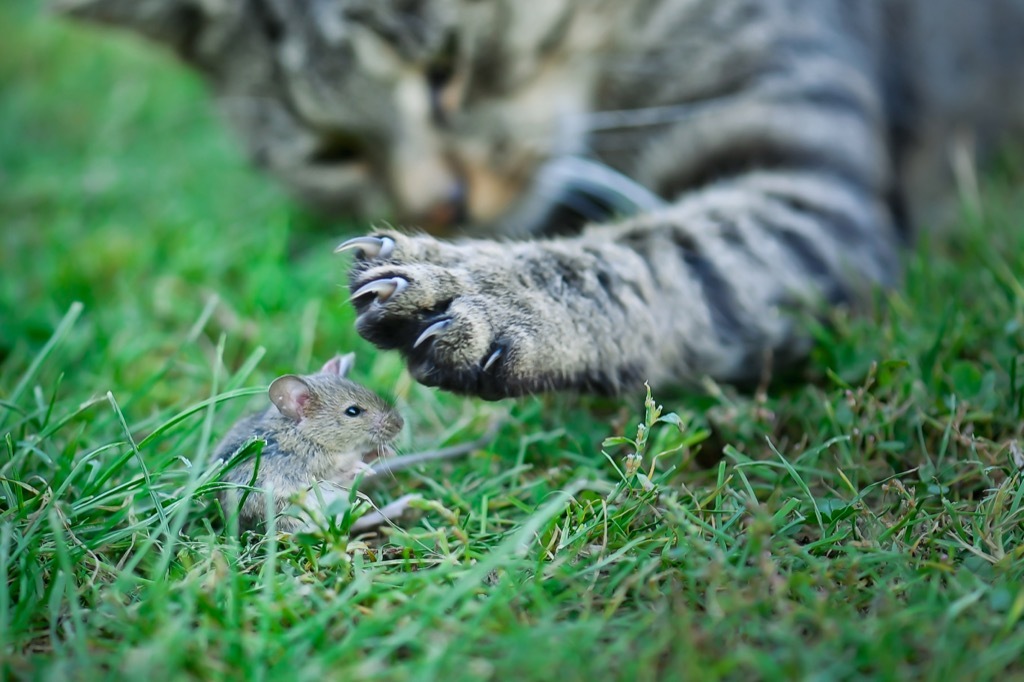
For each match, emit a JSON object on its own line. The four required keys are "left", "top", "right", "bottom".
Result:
{"left": 342, "top": 232, "right": 535, "bottom": 398}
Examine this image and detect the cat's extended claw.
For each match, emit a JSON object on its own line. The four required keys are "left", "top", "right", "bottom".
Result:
{"left": 414, "top": 318, "right": 452, "bottom": 348}
{"left": 351, "top": 276, "right": 408, "bottom": 303}
{"left": 335, "top": 236, "right": 395, "bottom": 259}
{"left": 482, "top": 347, "right": 503, "bottom": 372}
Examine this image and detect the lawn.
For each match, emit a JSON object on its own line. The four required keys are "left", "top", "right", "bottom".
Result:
{"left": 2, "top": 2, "right": 1024, "bottom": 679}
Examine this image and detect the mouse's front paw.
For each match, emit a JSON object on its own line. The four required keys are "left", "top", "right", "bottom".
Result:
{"left": 350, "top": 493, "right": 424, "bottom": 533}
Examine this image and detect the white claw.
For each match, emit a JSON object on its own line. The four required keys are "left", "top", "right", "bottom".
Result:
{"left": 482, "top": 348, "right": 503, "bottom": 372}
{"left": 414, "top": 319, "right": 452, "bottom": 348}
{"left": 351, "top": 277, "right": 408, "bottom": 302}
{"left": 335, "top": 236, "right": 382, "bottom": 256}
{"left": 334, "top": 236, "right": 395, "bottom": 259}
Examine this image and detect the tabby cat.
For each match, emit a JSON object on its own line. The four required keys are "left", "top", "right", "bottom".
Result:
{"left": 61, "top": 0, "right": 1024, "bottom": 399}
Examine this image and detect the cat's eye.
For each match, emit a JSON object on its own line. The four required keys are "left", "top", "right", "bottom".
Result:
{"left": 425, "top": 33, "right": 459, "bottom": 124}
{"left": 310, "top": 132, "right": 364, "bottom": 166}
{"left": 426, "top": 58, "right": 456, "bottom": 93}
{"left": 426, "top": 32, "right": 459, "bottom": 90}
{"left": 344, "top": 405, "right": 363, "bottom": 417}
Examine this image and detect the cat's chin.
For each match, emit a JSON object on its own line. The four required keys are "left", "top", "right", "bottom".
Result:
{"left": 273, "top": 163, "right": 391, "bottom": 220}
{"left": 475, "top": 156, "right": 669, "bottom": 238}
{"left": 265, "top": 155, "right": 667, "bottom": 240}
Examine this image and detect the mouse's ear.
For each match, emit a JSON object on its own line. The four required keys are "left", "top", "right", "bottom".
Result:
{"left": 268, "top": 375, "right": 312, "bottom": 421}
{"left": 321, "top": 353, "right": 355, "bottom": 378}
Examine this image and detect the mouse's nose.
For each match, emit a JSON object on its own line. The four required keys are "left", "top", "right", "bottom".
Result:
{"left": 374, "top": 411, "right": 405, "bottom": 441}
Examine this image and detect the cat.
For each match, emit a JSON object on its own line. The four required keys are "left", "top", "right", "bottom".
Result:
{"left": 60, "top": 0, "right": 1024, "bottom": 399}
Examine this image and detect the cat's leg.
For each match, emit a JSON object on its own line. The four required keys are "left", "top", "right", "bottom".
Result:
{"left": 343, "top": 3, "right": 906, "bottom": 399}
{"left": 343, "top": 164, "right": 900, "bottom": 400}
{"left": 344, "top": 230, "right": 654, "bottom": 399}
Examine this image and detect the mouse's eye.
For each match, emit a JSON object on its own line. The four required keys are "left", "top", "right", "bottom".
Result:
{"left": 344, "top": 405, "right": 363, "bottom": 417}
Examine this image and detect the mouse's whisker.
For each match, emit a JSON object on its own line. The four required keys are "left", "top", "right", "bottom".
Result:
{"left": 373, "top": 442, "right": 399, "bottom": 479}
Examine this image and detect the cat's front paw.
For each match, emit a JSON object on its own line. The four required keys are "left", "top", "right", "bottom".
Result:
{"left": 338, "top": 233, "right": 526, "bottom": 399}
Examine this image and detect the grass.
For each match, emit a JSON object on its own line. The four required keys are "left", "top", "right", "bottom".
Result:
{"left": 2, "top": 2, "right": 1024, "bottom": 679}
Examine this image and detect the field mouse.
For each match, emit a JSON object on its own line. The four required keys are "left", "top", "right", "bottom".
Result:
{"left": 213, "top": 353, "right": 498, "bottom": 534}
{"left": 213, "top": 353, "right": 405, "bottom": 533}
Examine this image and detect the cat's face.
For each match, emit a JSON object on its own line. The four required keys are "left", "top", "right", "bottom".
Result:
{"left": 65, "top": 0, "right": 669, "bottom": 232}
{"left": 63, "top": 0, "right": 658, "bottom": 232}
{"left": 121, "top": 0, "right": 629, "bottom": 235}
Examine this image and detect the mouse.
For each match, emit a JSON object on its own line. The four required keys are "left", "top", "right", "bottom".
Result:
{"left": 213, "top": 353, "right": 406, "bottom": 533}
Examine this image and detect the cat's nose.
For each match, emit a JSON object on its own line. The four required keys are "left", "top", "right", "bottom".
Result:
{"left": 419, "top": 182, "right": 467, "bottom": 230}
{"left": 390, "top": 157, "right": 466, "bottom": 231}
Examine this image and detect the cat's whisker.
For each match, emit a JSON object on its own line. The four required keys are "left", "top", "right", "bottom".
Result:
{"left": 536, "top": 156, "right": 667, "bottom": 215}
{"left": 577, "top": 100, "right": 721, "bottom": 132}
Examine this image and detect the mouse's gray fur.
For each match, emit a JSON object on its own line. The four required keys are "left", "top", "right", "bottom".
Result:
{"left": 213, "top": 353, "right": 404, "bottom": 532}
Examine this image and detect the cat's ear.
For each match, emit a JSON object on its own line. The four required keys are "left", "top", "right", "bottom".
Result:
{"left": 55, "top": 0, "right": 212, "bottom": 57}
{"left": 320, "top": 353, "right": 355, "bottom": 379}
{"left": 269, "top": 375, "right": 312, "bottom": 422}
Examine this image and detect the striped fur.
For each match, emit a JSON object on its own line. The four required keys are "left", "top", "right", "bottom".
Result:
{"left": 62, "top": 0, "right": 1024, "bottom": 397}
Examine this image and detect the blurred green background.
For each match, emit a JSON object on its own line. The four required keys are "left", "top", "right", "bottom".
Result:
{"left": 0, "top": 0, "right": 380, "bottom": 403}
{"left": 3, "top": 1, "right": 1024, "bottom": 678}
